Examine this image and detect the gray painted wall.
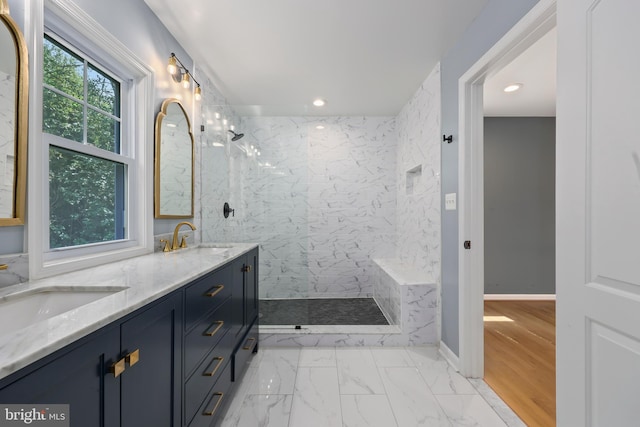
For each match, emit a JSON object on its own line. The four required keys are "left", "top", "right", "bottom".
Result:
{"left": 484, "top": 117, "right": 555, "bottom": 294}
{"left": 440, "top": 0, "right": 540, "bottom": 355}
{"left": 0, "top": 0, "right": 196, "bottom": 255}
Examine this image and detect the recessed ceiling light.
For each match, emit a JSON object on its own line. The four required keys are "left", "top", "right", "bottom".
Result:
{"left": 503, "top": 83, "right": 523, "bottom": 93}
{"left": 316, "top": 125, "right": 325, "bottom": 130}
{"left": 313, "top": 98, "right": 326, "bottom": 107}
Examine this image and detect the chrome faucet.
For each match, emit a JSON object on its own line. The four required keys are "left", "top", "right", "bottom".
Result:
{"left": 171, "top": 221, "right": 196, "bottom": 251}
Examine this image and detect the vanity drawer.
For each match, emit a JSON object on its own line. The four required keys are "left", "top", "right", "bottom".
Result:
{"left": 185, "top": 263, "right": 233, "bottom": 332}
{"left": 184, "top": 332, "right": 234, "bottom": 424}
{"left": 185, "top": 299, "right": 232, "bottom": 377}
{"left": 231, "top": 320, "right": 259, "bottom": 382}
{"left": 187, "top": 362, "right": 232, "bottom": 427}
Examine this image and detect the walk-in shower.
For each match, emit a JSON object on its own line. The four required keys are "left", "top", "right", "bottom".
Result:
{"left": 200, "top": 105, "right": 396, "bottom": 328}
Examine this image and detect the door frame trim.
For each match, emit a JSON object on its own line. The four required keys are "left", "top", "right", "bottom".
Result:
{"left": 457, "top": 0, "right": 557, "bottom": 378}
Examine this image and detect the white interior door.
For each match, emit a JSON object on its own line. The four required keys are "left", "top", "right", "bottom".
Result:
{"left": 556, "top": 0, "right": 640, "bottom": 425}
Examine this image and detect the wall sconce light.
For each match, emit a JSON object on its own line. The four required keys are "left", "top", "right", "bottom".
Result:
{"left": 167, "top": 52, "right": 202, "bottom": 101}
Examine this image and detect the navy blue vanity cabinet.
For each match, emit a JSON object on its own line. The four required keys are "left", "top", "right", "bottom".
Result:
{"left": 183, "top": 264, "right": 236, "bottom": 427}
{"left": 120, "top": 292, "right": 183, "bottom": 427}
{"left": 243, "top": 248, "right": 259, "bottom": 333}
{"left": 0, "top": 325, "right": 121, "bottom": 426}
{"left": 185, "top": 248, "right": 259, "bottom": 427}
{"left": 231, "top": 248, "right": 259, "bottom": 383}
{"left": 0, "top": 291, "right": 183, "bottom": 427}
{"left": 0, "top": 248, "right": 259, "bottom": 427}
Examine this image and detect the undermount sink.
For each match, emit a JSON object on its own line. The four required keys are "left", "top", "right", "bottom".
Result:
{"left": 197, "top": 243, "right": 234, "bottom": 255}
{"left": 0, "top": 287, "right": 128, "bottom": 336}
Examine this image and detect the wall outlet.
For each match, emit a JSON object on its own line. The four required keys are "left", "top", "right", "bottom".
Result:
{"left": 445, "top": 193, "right": 457, "bottom": 211}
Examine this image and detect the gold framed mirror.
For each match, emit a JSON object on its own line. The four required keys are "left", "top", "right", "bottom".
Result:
{"left": 154, "top": 98, "right": 194, "bottom": 218}
{"left": 0, "top": 0, "right": 28, "bottom": 226}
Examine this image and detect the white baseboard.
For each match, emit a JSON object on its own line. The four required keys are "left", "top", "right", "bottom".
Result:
{"left": 484, "top": 294, "right": 556, "bottom": 301}
{"left": 439, "top": 341, "right": 460, "bottom": 371}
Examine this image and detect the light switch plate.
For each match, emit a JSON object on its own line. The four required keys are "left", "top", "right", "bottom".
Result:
{"left": 445, "top": 193, "right": 457, "bottom": 211}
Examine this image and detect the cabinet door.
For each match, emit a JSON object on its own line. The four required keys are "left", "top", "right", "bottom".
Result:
{"left": 0, "top": 326, "right": 121, "bottom": 427}
{"left": 244, "top": 249, "right": 259, "bottom": 327}
{"left": 231, "top": 256, "right": 245, "bottom": 337}
{"left": 120, "top": 293, "right": 182, "bottom": 427}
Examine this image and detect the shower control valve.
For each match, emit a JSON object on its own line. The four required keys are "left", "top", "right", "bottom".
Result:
{"left": 223, "top": 202, "right": 235, "bottom": 218}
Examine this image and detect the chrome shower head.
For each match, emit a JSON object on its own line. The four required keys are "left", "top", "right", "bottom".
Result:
{"left": 228, "top": 130, "right": 244, "bottom": 141}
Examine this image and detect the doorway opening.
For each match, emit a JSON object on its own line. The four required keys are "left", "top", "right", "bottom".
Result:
{"left": 457, "top": 0, "right": 557, "bottom": 424}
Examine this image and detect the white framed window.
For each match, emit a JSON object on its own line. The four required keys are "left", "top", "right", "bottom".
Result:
{"left": 29, "top": 0, "right": 154, "bottom": 278}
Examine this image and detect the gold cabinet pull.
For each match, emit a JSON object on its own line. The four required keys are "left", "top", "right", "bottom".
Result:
{"left": 242, "top": 265, "right": 252, "bottom": 273}
{"left": 203, "top": 392, "right": 224, "bottom": 416}
{"left": 203, "top": 357, "right": 224, "bottom": 377}
{"left": 0, "top": 264, "right": 7, "bottom": 271}
{"left": 126, "top": 349, "right": 140, "bottom": 367}
{"left": 110, "top": 358, "right": 126, "bottom": 378}
{"left": 204, "top": 321, "right": 224, "bottom": 337}
{"left": 243, "top": 337, "right": 256, "bottom": 350}
{"left": 205, "top": 285, "right": 224, "bottom": 298}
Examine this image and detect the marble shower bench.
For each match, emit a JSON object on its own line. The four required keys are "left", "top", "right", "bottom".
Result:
{"left": 372, "top": 258, "right": 438, "bottom": 343}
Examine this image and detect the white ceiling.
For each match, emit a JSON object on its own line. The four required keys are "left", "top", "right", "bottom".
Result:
{"left": 144, "top": 0, "right": 489, "bottom": 116}
{"left": 483, "top": 27, "right": 557, "bottom": 117}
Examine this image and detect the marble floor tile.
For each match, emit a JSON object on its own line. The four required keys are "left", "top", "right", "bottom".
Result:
{"left": 405, "top": 345, "right": 442, "bottom": 365}
{"left": 338, "top": 361, "right": 386, "bottom": 395}
{"left": 221, "top": 394, "right": 293, "bottom": 427}
{"left": 468, "top": 379, "right": 527, "bottom": 427}
{"left": 259, "top": 347, "right": 300, "bottom": 364}
{"left": 406, "top": 346, "right": 477, "bottom": 395}
{"left": 289, "top": 367, "right": 342, "bottom": 427}
{"left": 335, "top": 347, "right": 376, "bottom": 364}
{"left": 370, "top": 347, "right": 415, "bottom": 367}
{"left": 341, "top": 394, "right": 398, "bottom": 427}
{"left": 222, "top": 364, "right": 259, "bottom": 419}
{"left": 436, "top": 395, "right": 508, "bottom": 427}
{"left": 221, "top": 347, "right": 524, "bottom": 427}
{"left": 419, "top": 364, "right": 478, "bottom": 395}
{"left": 379, "top": 366, "right": 452, "bottom": 426}
{"left": 299, "top": 347, "right": 336, "bottom": 367}
{"left": 246, "top": 351, "right": 299, "bottom": 395}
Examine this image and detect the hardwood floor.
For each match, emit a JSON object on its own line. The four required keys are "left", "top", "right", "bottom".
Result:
{"left": 484, "top": 300, "right": 556, "bottom": 427}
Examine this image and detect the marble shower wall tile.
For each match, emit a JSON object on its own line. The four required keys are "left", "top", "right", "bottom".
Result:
{"left": 199, "top": 66, "right": 442, "bottom": 304}
{"left": 395, "top": 64, "right": 441, "bottom": 284}
{"left": 307, "top": 117, "right": 397, "bottom": 298}
{"left": 233, "top": 116, "right": 397, "bottom": 299}
{"left": 238, "top": 116, "right": 310, "bottom": 299}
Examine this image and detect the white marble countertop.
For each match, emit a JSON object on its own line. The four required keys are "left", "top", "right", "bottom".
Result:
{"left": 0, "top": 243, "right": 258, "bottom": 381}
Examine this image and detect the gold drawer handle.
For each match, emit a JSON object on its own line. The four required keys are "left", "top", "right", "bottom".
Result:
{"left": 243, "top": 337, "right": 256, "bottom": 350}
{"left": 126, "top": 349, "right": 140, "bottom": 367}
{"left": 110, "top": 358, "right": 126, "bottom": 378}
{"left": 242, "top": 265, "right": 252, "bottom": 273}
{"left": 0, "top": 264, "right": 7, "bottom": 271}
{"left": 203, "top": 392, "right": 224, "bottom": 416}
{"left": 205, "top": 285, "right": 224, "bottom": 298}
{"left": 204, "top": 357, "right": 224, "bottom": 377}
{"left": 204, "top": 321, "right": 224, "bottom": 337}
